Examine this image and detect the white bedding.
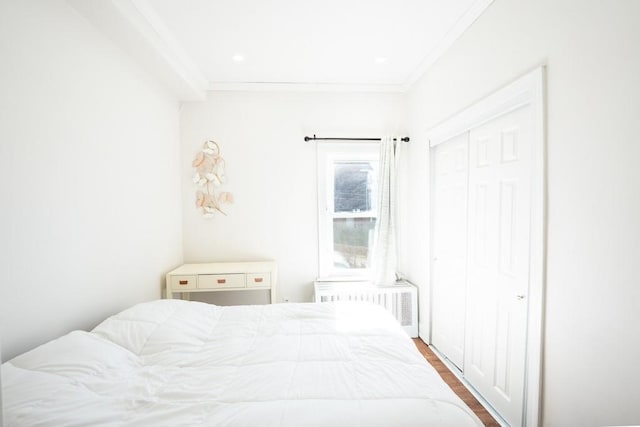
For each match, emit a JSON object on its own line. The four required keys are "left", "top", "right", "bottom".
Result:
{"left": 2, "top": 300, "right": 482, "bottom": 426}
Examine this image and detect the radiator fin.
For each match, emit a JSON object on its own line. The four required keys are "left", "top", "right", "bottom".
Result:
{"left": 314, "top": 280, "right": 418, "bottom": 337}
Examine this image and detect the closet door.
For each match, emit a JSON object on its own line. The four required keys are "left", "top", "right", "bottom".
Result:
{"left": 431, "top": 133, "right": 468, "bottom": 370}
{"left": 464, "top": 105, "right": 532, "bottom": 426}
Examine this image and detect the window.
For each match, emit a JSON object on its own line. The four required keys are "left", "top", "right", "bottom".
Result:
{"left": 317, "top": 143, "right": 379, "bottom": 277}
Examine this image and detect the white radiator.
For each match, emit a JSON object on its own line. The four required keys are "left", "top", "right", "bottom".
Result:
{"left": 314, "top": 279, "right": 418, "bottom": 337}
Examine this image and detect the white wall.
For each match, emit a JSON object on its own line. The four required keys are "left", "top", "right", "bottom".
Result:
{"left": 0, "top": 0, "right": 183, "bottom": 360}
{"left": 180, "top": 91, "right": 406, "bottom": 304}
{"left": 396, "top": 119, "right": 431, "bottom": 338}
{"left": 0, "top": 342, "right": 3, "bottom": 427}
{"left": 402, "top": 0, "right": 640, "bottom": 425}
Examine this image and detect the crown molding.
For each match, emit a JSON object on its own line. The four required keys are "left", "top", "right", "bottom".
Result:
{"left": 67, "top": 0, "right": 208, "bottom": 101}
{"left": 208, "top": 82, "right": 406, "bottom": 93}
{"left": 69, "top": 0, "right": 493, "bottom": 98}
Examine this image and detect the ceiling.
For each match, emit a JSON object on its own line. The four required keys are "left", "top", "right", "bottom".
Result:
{"left": 69, "top": 0, "right": 493, "bottom": 99}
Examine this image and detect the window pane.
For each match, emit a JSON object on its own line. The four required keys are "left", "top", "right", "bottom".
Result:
{"left": 333, "top": 217, "right": 376, "bottom": 269}
{"left": 334, "top": 162, "right": 378, "bottom": 213}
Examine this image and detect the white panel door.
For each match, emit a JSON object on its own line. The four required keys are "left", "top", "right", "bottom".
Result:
{"left": 464, "top": 105, "right": 531, "bottom": 426}
{"left": 431, "top": 133, "right": 468, "bottom": 370}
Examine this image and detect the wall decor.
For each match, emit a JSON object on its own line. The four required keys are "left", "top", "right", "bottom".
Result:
{"left": 192, "top": 140, "right": 233, "bottom": 217}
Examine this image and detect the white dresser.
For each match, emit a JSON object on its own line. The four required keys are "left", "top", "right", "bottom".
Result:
{"left": 166, "top": 261, "right": 277, "bottom": 303}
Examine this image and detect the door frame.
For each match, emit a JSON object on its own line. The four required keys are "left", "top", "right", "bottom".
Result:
{"left": 427, "top": 66, "right": 546, "bottom": 427}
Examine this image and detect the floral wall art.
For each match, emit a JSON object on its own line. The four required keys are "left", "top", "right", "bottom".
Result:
{"left": 192, "top": 140, "right": 233, "bottom": 218}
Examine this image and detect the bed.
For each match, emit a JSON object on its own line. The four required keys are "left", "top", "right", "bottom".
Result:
{"left": 2, "top": 299, "right": 482, "bottom": 426}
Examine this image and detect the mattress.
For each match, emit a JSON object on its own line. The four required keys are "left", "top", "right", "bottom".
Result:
{"left": 2, "top": 300, "right": 482, "bottom": 426}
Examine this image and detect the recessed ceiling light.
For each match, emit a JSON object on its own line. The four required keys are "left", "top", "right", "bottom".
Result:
{"left": 232, "top": 54, "right": 245, "bottom": 62}
{"left": 375, "top": 56, "right": 388, "bottom": 64}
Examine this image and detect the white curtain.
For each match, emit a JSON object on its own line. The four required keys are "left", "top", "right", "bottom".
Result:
{"left": 372, "top": 136, "right": 398, "bottom": 285}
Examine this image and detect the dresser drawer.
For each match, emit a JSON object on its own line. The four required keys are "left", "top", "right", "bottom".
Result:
{"left": 170, "top": 275, "right": 197, "bottom": 290}
{"left": 166, "top": 262, "right": 277, "bottom": 303}
{"left": 198, "top": 273, "right": 245, "bottom": 289}
{"left": 247, "top": 272, "right": 271, "bottom": 288}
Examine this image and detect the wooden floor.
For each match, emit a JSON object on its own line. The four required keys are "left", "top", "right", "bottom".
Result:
{"left": 413, "top": 338, "right": 501, "bottom": 426}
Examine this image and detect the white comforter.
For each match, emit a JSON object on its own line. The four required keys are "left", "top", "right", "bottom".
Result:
{"left": 2, "top": 300, "right": 481, "bottom": 426}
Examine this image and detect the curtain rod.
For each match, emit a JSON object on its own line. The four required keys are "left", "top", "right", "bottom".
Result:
{"left": 304, "top": 135, "right": 410, "bottom": 142}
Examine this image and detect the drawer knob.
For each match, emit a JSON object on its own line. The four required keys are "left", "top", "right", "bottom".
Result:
{"left": 254, "top": 277, "right": 263, "bottom": 283}
{"left": 217, "top": 279, "right": 226, "bottom": 284}
{"left": 179, "top": 280, "right": 189, "bottom": 285}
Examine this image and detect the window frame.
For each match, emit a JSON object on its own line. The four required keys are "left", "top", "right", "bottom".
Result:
{"left": 316, "top": 142, "right": 380, "bottom": 278}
